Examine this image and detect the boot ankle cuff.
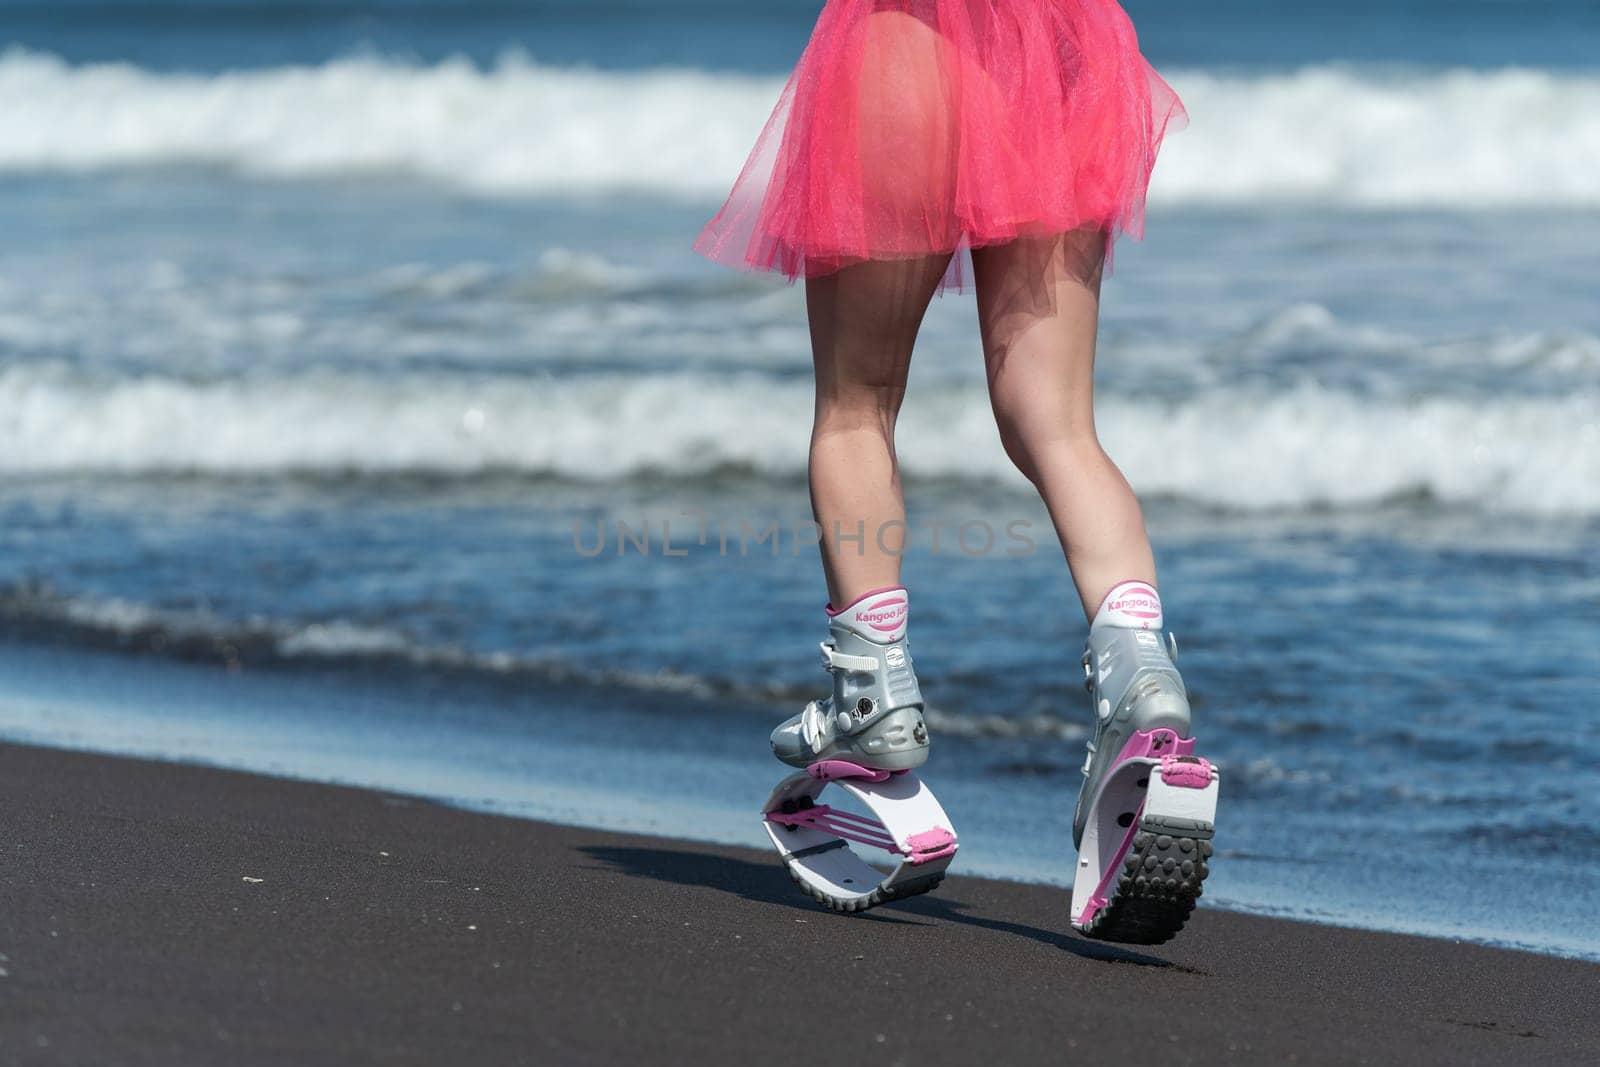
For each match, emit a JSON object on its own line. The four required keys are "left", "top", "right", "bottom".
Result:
{"left": 1091, "top": 580, "right": 1163, "bottom": 631}
{"left": 826, "top": 586, "right": 908, "bottom": 642}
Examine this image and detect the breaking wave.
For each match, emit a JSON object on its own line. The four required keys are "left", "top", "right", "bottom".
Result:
{"left": 3, "top": 49, "right": 1598, "bottom": 206}
{"left": 3, "top": 359, "right": 1596, "bottom": 514}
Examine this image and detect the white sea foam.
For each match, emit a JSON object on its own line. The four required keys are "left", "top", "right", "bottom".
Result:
{"left": 3, "top": 362, "right": 1595, "bottom": 515}
{"left": 1155, "top": 66, "right": 1600, "bottom": 206}
{"left": 2, "top": 49, "right": 1598, "bottom": 206}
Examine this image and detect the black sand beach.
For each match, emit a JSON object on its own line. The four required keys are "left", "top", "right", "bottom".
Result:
{"left": 1, "top": 741, "right": 1593, "bottom": 1065}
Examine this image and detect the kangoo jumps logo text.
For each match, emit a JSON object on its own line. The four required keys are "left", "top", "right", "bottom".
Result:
{"left": 855, "top": 597, "right": 907, "bottom": 634}
{"left": 1106, "top": 583, "right": 1161, "bottom": 621}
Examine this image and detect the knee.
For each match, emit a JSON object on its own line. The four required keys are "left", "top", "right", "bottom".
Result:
{"left": 995, "top": 419, "right": 1042, "bottom": 484}
{"left": 814, "top": 382, "right": 905, "bottom": 445}
{"left": 991, "top": 405, "right": 1098, "bottom": 485}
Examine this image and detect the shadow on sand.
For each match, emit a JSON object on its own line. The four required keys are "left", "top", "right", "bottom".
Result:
{"left": 581, "top": 844, "right": 1191, "bottom": 970}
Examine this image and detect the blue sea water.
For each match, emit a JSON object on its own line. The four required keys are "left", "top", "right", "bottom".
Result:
{"left": 0, "top": 0, "right": 1598, "bottom": 959}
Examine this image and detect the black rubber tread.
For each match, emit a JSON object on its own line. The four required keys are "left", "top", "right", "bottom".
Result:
{"left": 784, "top": 861, "right": 945, "bottom": 914}
{"left": 879, "top": 872, "right": 945, "bottom": 903}
{"left": 1076, "top": 826, "right": 1213, "bottom": 945}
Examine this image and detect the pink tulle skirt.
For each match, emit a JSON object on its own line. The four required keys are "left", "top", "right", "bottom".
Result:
{"left": 694, "top": 0, "right": 1185, "bottom": 289}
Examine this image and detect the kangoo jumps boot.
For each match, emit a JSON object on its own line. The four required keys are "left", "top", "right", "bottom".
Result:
{"left": 1069, "top": 579, "right": 1218, "bottom": 944}
{"left": 770, "top": 587, "right": 930, "bottom": 772}
{"left": 1073, "top": 580, "right": 1192, "bottom": 848}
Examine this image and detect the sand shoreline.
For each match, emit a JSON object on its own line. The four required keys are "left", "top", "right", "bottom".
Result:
{"left": 1, "top": 740, "right": 1593, "bottom": 1064}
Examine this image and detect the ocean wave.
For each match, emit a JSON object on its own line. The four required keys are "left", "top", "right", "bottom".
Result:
{"left": 2, "top": 49, "right": 1598, "bottom": 206}
{"left": 2, "top": 360, "right": 1597, "bottom": 514}
{"left": 0, "top": 584, "right": 1086, "bottom": 741}
{"left": 1156, "top": 65, "right": 1600, "bottom": 206}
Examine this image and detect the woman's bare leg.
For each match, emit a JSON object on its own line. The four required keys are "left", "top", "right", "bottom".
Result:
{"left": 971, "top": 230, "right": 1156, "bottom": 620}
{"left": 807, "top": 253, "right": 951, "bottom": 607}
